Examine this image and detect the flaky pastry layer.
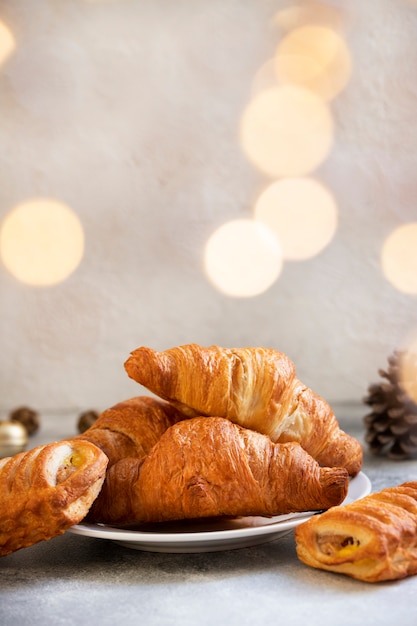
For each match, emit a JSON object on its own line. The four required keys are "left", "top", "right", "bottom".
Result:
{"left": 0, "top": 439, "right": 108, "bottom": 556}
{"left": 88, "top": 416, "right": 349, "bottom": 525}
{"left": 295, "top": 482, "right": 417, "bottom": 582}
{"left": 124, "top": 343, "right": 362, "bottom": 475}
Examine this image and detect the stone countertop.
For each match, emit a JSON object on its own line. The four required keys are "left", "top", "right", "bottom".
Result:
{"left": 1, "top": 404, "right": 417, "bottom": 626}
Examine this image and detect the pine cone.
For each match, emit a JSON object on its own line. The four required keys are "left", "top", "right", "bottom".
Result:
{"left": 77, "top": 410, "right": 99, "bottom": 434}
{"left": 9, "top": 406, "right": 40, "bottom": 436}
{"left": 363, "top": 351, "right": 417, "bottom": 460}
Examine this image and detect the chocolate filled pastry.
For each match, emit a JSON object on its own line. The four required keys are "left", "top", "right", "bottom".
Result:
{"left": 0, "top": 439, "right": 108, "bottom": 556}
{"left": 124, "top": 344, "right": 362, "bottom": 476}
{"left": 295, "top": 481, "right": 417, "bottom": 582}
{"left": 88, "top": 416, "right": 349, "bottom": 526}
{"left": 74, "top": 395, "right": 185, "bottom": 467}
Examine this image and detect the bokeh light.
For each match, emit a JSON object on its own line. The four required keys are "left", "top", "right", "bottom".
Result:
{"left": 272, "top": 2, "right": 345, "bottom": 33}
{"left": 274, "top": 26, "right": 351, "bottom": 101}
{"left": 250, "top": 58, "right": 278, "bottom": 97}
{"left": 398, "top": 336, "right": 417, "bottom": 406}
{"left": 254, "top": 178, "right": 337, "bottom": 260}
{"left": 272, "top": 6, "right": 306, "bottom": 32}
{"left": 204, "top": 219, "right": 283, "bottom": 297}
{"left": 240, "top": 86, "right": 333, "bottom": 178}
{"left": 0, "top": 20, "right": 15, "bottom": 66}
{"left": 381, "top": 223, "right": 417, "bottom": 294}
{"left": 0, "top": 199, "right": 84, "bottom": 286}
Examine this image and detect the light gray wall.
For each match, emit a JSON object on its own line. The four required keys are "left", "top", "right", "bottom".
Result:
{"left": 0, "top": 0, "right": 416, "bottom": 416}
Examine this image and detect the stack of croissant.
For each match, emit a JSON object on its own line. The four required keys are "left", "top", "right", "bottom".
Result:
{"left": 4, "top": 342, "right": 417, "bottom": 583}
{"left": 83, "top": 344, "right": 363, "bottom": 524}
{"left": 1, "top": 344, "right": 363, "bottom": 559}
{"left": 4, "top": 344, "right": 417, "bottom": 582}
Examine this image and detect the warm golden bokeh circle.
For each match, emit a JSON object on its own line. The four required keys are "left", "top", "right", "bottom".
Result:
{"left": 381, "top": 223, "right": 417, "bottom": 294}
{"left": 398, "top": 337, "right": 417, "bottom": 405}
{"left": 254, "top": 177, "right": 338, "bottom": 260}
{"left": 0, "top": 20, "right": 15, "bottom": 66}
{"left": 0, "top": 199, "right": 85, "bottom": 286}
{"left": 204, "top": 219, "right": 283, "bottom": 297}
{"left": 240, "top": 86, "right": 334, "bottom": 178}
{"left": 272, "top": 3, "right": 345, "bottom": 34}
{"left": 274, "top": 25, "right": 352, "bottom": 101}
{"left": 250, "top": 58, "right": 278, "bottom": 98}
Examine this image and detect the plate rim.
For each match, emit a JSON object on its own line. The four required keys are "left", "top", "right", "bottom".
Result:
{"left": 68, "top": 471, "right": 371, "bottom": 545}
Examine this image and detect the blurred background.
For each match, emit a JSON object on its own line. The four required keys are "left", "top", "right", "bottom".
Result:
{"left": 0, "top": 0, "right": 417, "bottom": 417}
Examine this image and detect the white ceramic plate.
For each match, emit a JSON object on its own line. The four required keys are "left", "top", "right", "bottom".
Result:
{"left": 69, "top": 471, "right": 371, "bottom": 553}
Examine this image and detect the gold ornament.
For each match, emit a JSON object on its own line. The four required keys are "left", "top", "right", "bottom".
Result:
{"left": 0, "top": 420, "right": 28, "bottom": 458}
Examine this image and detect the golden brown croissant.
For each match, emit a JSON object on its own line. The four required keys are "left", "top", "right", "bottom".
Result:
{"left": 74, "top": 395, "right": 185, "bottom": 467}
{"left": 295, "top": 481, "right": 417, "bottom": 582}
{"left": 88, "top": 416, "right": 349, "bottom": 525}
{"left": 0, "top": 439, "right": 108, "bottom": 556}
{"left": 124, "top": 344, "right": 362, "bottom": 476}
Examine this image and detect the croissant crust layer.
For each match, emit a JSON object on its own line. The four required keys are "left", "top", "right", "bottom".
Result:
{"left": 124, "top": 343, "right": 362, "bottom": 475}
{"left": 74, "top": 395, "right": 184, "bottom": 467}
{"left": 295, "top": 481, "right": 417, "bottom": 582}
{"left": 0, "top": 439, "right": 108, "bottom": 556}
{"left": 88, "top": 416, "right": 349, "bottom": 526}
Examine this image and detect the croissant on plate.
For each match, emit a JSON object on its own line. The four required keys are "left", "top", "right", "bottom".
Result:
{"left": 88, "top": 416, "right": 349, "bottom": 526}
{"left": 124, "top": 344, "right": 362, "bottom": 476}
{"left": 0, "top": 439, "right": 108, "bottom": 557}
{"left": 295, "top": 482, "right": 417, "bottom": 582}
{"left": 74, "top": 395, "right": 184, "bottom": 467}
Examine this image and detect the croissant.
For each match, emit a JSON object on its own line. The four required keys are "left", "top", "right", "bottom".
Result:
{"left": 295, "top": 481, "right": 417, "bottom": 582}
{"left": 74, "top": 395, "right": 185, "bottom": 467}
{"left": 88, "top": 416, "right": 349, "bottom": 525}
{"left": 0, "top": 439, "right": 108, "bottom": 556}
{"left": 124, "top": 344, "right": 362, "bottom": 476}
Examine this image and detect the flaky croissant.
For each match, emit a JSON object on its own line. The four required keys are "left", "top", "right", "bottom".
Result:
{"left": 295, "top": 482, "right": 417, "bottom": 582}
{"left": 74, "top": 395, "right": 185, "bottom": 467}
{"left": 124, "top": 344, "right": 362, "bottom": 476}
{"left": 0, "top": 439, "right": 108, "bottom": 556}
{"left": 88, "top": 416, "right": 349, "bottom": 525}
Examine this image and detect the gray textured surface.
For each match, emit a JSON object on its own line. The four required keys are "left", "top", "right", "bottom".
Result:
{"left": 1, "top": 408, "right": 417, "bottom": 626}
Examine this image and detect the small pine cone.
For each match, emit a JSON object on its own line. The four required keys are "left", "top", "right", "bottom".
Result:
{"left": 9, "top": 406, "right": 40, "bottom": 436}
{"left": 363, "top": 350, "right": 417, "bottom": 460}
{"left": 77, "top": 410, "right": 99, "bottom": 434}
